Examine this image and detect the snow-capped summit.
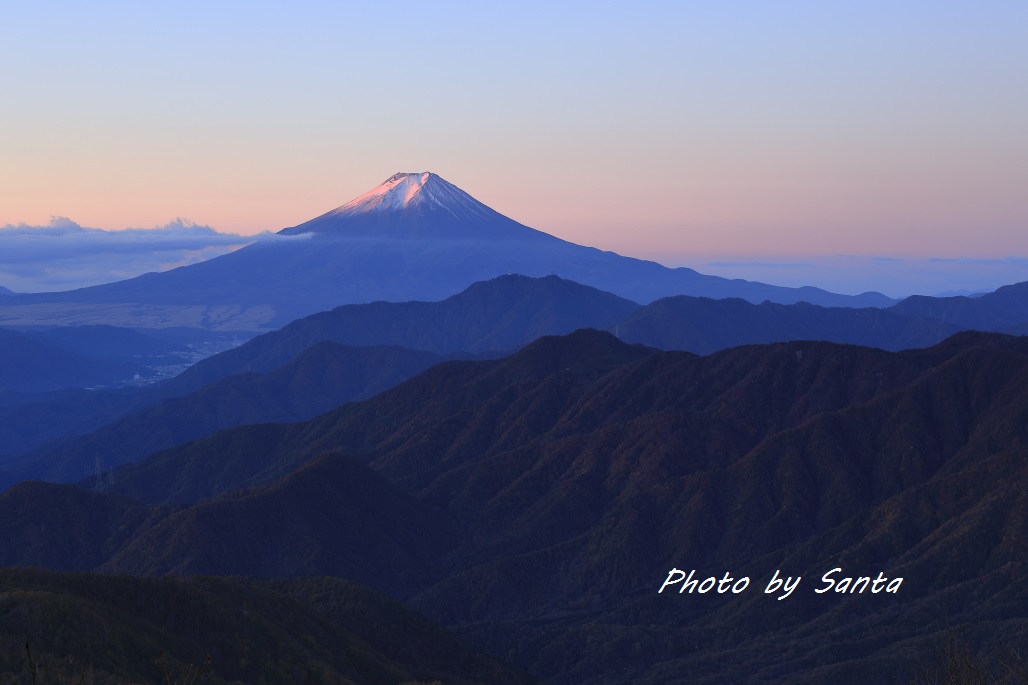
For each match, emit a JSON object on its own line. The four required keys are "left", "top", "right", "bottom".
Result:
{"left": 279, "top": 172, "right": 546, "bottom": 241}
{"left": 12, "top": 169, "right": 896, "bottom": 330}
{"left": 335, "top": 172, "right": 487, "bottom": 217}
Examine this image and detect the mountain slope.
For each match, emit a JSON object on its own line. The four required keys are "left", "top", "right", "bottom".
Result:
{"left": 5, "top": 172, "right": 893, "bottom": 329}
{"left": 103, "top": 451, "right": 464, "bottom": 598}
{"left": 4, "top": 342, "right": 447, "bottom": 487}
{"left": 0, "top": 386, "right": 147, "bottom": 459}
{"left": 109, "top": 327, "right": 967, "bottom": 509}
{"left": 2, "top": 331, "right": 1027, "bottom": 683}
{"left": 103, "top": 331, "right": 1028, "bottom": 683}
{"left": 619, "top": 295, "right": 960, "bottom": 353}
{"left": 0, "top": 481, "right": 166, "bottom": 570}
{"left": 99, "top": 329, "right": 657, "bottom": 505}
{"left": 279, "top": 170, "right": 553, "bottom": 242}
{"left": 0, "top": 568, "right": 533, "bottom": 685}
{"left": 889, "top": 280, "right": 1028, "bottom": 330}
{"left": 6, "top": 274, "right": 1017, "bottom": 485}
{"left": 1, "top": 275, "right": 634, "bottom": 473}
{"left": 158, "top": 273, "right": 641, "bottom": 397}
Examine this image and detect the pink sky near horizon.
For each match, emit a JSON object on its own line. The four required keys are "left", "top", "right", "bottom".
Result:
{"left": 2, "top": 2, "right": 1025, "bottom": 288}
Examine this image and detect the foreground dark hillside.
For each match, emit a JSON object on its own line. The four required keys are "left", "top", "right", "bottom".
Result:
{"left": 2, "top": 330, "right": 1026, "bottom": 683}
{"left": 0, "top": 568, "right": 533, "bottom": 685}
{"left": 99, "top": 329, "right": 948, "bottom": 507}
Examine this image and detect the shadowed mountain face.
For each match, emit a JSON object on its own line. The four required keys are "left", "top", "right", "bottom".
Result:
{"left": 889, "top": 280, "right": 1028, "bottom": 330}
{"left": 0, "top": 568, "right": 533, "bottom": 685}
{"left": 161, "top": 273, "right": 641, "bottom": 397}
{"left": 617, "top": 295, "right": 961, "bottom": 354}
{"left": 5, "top": 172, "right": 893, "bottom": 329}
{"left": 1, "top": 342, "right": 450, "bottom": 487}
{"left": 3, "top": 329, "right": 1025, "bottom": 683}
{"left": 135, "top": 273, "right": 973, "bottom": 408}
{"left": 0, "top": 275, "right": 631, "bottom": 462}
{"left": 0, "top": 275, "right": 640, "bottom": 479}
{"left": 5, "top": 274, "right": 1024, "bottom": 484}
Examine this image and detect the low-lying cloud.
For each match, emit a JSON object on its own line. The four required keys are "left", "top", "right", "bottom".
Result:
{"left": 0, "top": 217, "right": 299, "bottom": 293}
{"left": 692, "top": 254, "right": 1028, "bottom": 298}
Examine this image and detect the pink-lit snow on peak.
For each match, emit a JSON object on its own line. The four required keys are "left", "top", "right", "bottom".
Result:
{"left": 280, "top": 171, "right": 552, "bottom": 241}
{"left": 326, "top": 172, "right": 490, "bottom": 219}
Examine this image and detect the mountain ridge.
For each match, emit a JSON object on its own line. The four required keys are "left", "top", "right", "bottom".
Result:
{"left": 6, "top": 274, "right": 1020, "bottom": 482}
{"left": 2, "top": 172, "right": 894, "bottom": 328}
{"left": 1, "top": 330, "right": 1025, "bottom": 683}
{"left": 888, "top": 280, "right": 1028, "bottom": 330}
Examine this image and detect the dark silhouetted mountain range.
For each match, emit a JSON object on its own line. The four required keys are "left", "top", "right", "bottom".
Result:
{"left": 616, "top": 295, "right": 960, "bottom": 353}
{"left": 2, "top": 329, "right": 1025, "bottom": 684}
{"left": 0, "top": 568, "right": 532, "bottom": 685}
{"left": 888, "top": 280, "right": 1028, "bottom": 330}
{"left": 8, "top": 274, "right": 1028, "bottom": 488}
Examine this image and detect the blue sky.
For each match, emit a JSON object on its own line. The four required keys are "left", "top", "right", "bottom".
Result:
{"left": 1, "top": 1, "right": 1025, "bottom": 295}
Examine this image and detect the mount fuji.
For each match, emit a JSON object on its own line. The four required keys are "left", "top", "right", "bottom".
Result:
{"left": 278, "top": 171, "right": 548, "bottom": 241}
{"left": 5, "top": 172, "right": 893, "bottom": 330}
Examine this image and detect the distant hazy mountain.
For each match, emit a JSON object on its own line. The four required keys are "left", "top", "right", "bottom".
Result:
{"left": 0, "top": 276, "right": 627, "bottom": 463}
{"left": 159, "top": 273, "right": 641, "bottom": 397}
{"left": 889, "top": 280, "right": 1028, "bottom": 330}
{"left": 4, "top": 273, "right": 1022, "bottom": 481}
{"left": 0, "top": 285, "right": 14, "bottom": 297}
{"left": 619, "top": 295, "right": 961, "bottom": 354}
{"left": 3, "top": 275, "right": 634, "bottom": 484}
{"left": 157, "top": 274, "right": 946, "bottom": 401}
{"left": 2, "top": 329, "right": 1025, "bottom": 684}
{"left": 3, "top": 274, "right": 1007, "bottom": 479}
{"left": 1004, "top": 320, "right": 1028, "bottom": 336}
{"left": 7, "top": 172, "right": 893, "bottom": 329}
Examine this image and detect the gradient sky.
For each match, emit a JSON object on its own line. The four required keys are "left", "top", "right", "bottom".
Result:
{"left": 2, "top": 1, "right": 1026, "bottom": 296}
